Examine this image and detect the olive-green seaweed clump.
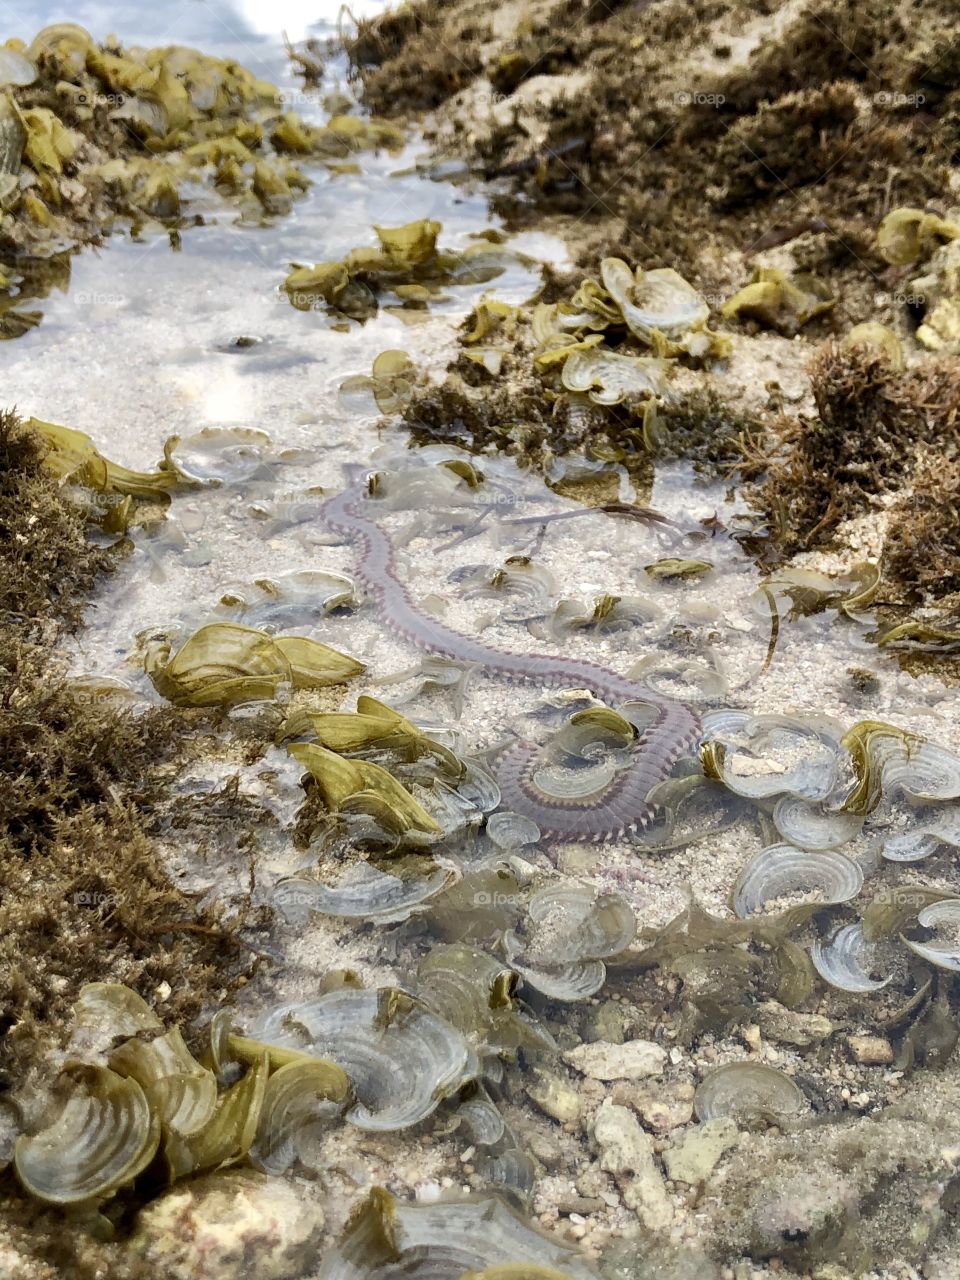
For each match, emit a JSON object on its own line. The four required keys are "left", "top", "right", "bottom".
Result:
{"left": 884, "top": 454, "right": 960, "bottom": 603}
{"left": 0, "top": 412, "right": 254, "bottom": 1079}
{"left": 346, "top": 0, "right": 483, "bottom": 111}
{"left": 758, "top": 344, "right": 960, "bottom": 553}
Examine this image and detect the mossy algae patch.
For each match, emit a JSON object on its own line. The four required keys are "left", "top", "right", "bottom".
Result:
{"left": 0, "top": 412, "right": 257, "bottom": 1080}
{"left": 348, "top": 0, "right": 960, "bottom": 313}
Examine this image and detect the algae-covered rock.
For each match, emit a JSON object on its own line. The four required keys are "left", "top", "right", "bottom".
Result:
{"left": 593, "top": 1100, "right": 673, "bottom": 1232}
{"left": 525, "top": 1068, "right": 581, "bottom": 1126}
{"left": 702, "top": 1073, "right": 960, "bottom": 1270}
{"left": 662, "top": 1118, "right": 738, "bottom": 1186}
{"left": 0, "top": 25, "right": 405, "bottom": 335}
{"left": 128, "top": 1170, "right": 325, "bottom": 1279}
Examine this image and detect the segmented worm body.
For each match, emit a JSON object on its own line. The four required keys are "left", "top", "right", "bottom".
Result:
{"left": 322, "top": 483, "right": 701, "bottom": 840}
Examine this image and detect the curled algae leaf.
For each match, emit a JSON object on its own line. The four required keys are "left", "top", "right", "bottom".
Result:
{"left": 463, "top": 298, "right": 516, "bottom": 344}
{"left": 147, "top": 623, "right": 363, "bottom": 707}
{"left": 109, "top": 1028, "right": 217, "bottom": 1138}
{"left": 703, "top": 713, "right": 845, "bottom": 803}
{"left": 416, "top": 944, "right": 554, "bottom": 1054}
{"left": 282, "top": 694, "right": 462, "bottom": 780}
{"left": 600, "top": 257, "right": 709, "bottom": 341}
{"left": 162, "top": 427, "right": 276, "bottom": 486}
{"left": 903, "top": 900, "right": 960, "bottom": 972}
{"left": 560, "top": 348, "right": 670, "bottom": 405}
{"left": 219, "top": 570, "right": 358, "bottom": 628}
{"left": 283, "top": 222, "right": 509, "bottom": 323}
{"left": 839, "top": 720, "right": 924, "bottom": 815}
{"left": 29, "top": 418, "right": 182, "bottom": 502}
{"left": 427, "top": 870, "right": 524, "bottom": 943}
{"left": 694, "top": 1062, "right": 808, "bottom": 1128}
{"left": 548, "top": 593, "right": 660, "bottom": 637}
{"left": 284, "top": 261, "right": 350, "bottom": 309}
{"left": 15, "top": 1064, "right": 160, "bottom": 1205}
{"left": 73, "top": 983, "right": 163, "bottom": 1041}
{"left": 0, "top": 48, "right": 37, "bottom": 87}
{"left": 772, "top": 795, "right": 863, "bottom": 851}
{"left": 759, "top": 562, "right": 881, "bottom": 618}
{"left": 288, "top": 741, "right": 441, "bottom": 836}
{"left": 732, "top": 844, "right": 863, "bottom": 924}
{"left": 861, "top": 885, "right": 956, "bottom": 941}
{"left": 163, "top": 1053, "right": 268, "bottom": 1183}
{"left": 251, "top": 988, "right": 478, "bottom": 1131}
{"left": 486, "top": 811, "right": 541, "bottom": 850}
{"left": 274, "top": 862, "right": 457, "bottom": 925}
{"left": 340, "top": 349, "right": 416, "bottom": 414}
{"left": 512, "top": 884, "right": 635, "bottom": 969}
{"left": 317, "top": 1186, "right": 596, "bottom": 1280}
{"left": 843, "top": 322, "right": 904, "bottom": 368}
{"left": 249, "top": 1061, "right": 348, "bottom": 1175}
{"left": 880, "top": 740, "right": 960, "bottom": 804}
{"left": 811, "top": 922, "right": 893, "bottom": 993}
{"left": 721, "top": 267, "right": 835, "bottom": 335}
{"left": 225, "top": 1034, "right": 351, "bottom": 1091}
{"left": 459, "top": 1269, "right": 574, "bottom": 1280}
{"left": 876, "top": 207, "right": 960, "bottom": 266}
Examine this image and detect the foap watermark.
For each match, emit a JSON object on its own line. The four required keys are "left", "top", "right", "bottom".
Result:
{"left": 273, "top": 887, "right": 317, "bottom": 909}
{"left": 873, "top": 91, "right": 925, "bottom": 109}
{"left": 871, "top": 889, "right": 932, "bottom": 908}
{"left": 73, "top": 290, "right": 126, "bottom": 308}
{"left": 71, "top": 890, "right": 114, "bottom": 907}
{"left": 473, "top": 890, "right": 523, "bottom": 907}
{"left": 874, "top": 290, "right": 927, "bottom": 308}
{"left": 75, "top": 90, "right": 128, "bottom": 108}
{"left": 669, "top": 90, "right": 725, "bottom": 108}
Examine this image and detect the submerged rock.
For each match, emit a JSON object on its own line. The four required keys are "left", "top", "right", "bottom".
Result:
{"left": 593, "top": 1101, "right": 673, "bottom": 1233}
{"left": 128, "top": 1171, "right": 325, "bottom": 1279}
{"left": 564, "top": 1040, "right": 667, "bottom": 1082}
{"left": 525, "top": 1068, "right": 582, "bottom": 1126}
{"left": 663, "top": 1118, "right": 739, "bottom": 1186}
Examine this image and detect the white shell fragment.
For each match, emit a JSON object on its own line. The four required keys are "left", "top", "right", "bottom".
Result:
{"left": 811, "top": 922, "right": 893, "bottom": 993}
{"left": 732, "top": 844, "right": 863, "bottom": 919}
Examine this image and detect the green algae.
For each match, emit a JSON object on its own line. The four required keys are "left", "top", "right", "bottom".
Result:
{"left": 0, "top": 412, "right": 256, "bottom": 1082}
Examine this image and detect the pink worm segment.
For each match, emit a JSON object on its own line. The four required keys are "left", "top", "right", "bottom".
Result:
{"left": 322, "top": 484, "right": 701, "bottom": 840}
